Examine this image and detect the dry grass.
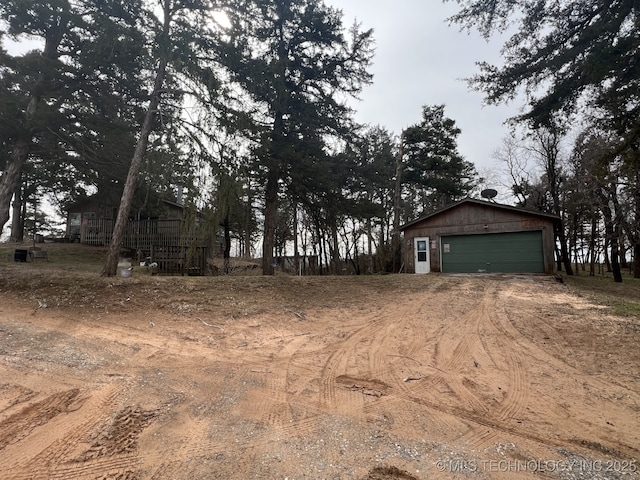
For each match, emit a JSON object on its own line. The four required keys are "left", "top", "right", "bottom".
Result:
{"left": 0, "top": 241, "right": 109, "bottom": 273}
{"left": 2, "top": 242, "right": 638, "bottom": 319}
{"left": 563, "top": 269, "right": 640, "bottom": 317}
{"left": 0, "top": 242, "right": 443, "bottom": 317}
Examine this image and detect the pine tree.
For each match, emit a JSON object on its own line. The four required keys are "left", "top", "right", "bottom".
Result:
{"left": 216, "top": 0, "right": 373, "bottom": 274}
{"left": 0, "top": 0, "right": 148, "bottom": 235}
{"left": 448, "top": 0, "right": 639, "bottom": 143}
{"left": 402, "top": 105, "right": 477, "bottom": 213}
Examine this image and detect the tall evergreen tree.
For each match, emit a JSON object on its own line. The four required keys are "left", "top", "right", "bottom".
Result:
{"left": 0, "top": 0, "right": 148, "bottom": 236}
{"left": 217, "top": 0, "right": 373, "bottom": 274}
{"left": 350, "top": 126, "right": 397, "bottom": 271}
{"left": 389, "top": 105, "right": 477, "bottom": 272}
{"left": 0, "top": 0, "right": 72, "bottom": 232}
{"left": 402, "top": 105, "right": 477, "bottom": 213}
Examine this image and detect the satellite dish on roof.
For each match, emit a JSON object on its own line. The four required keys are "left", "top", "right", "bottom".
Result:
{"left": 481, "top": 188, "right": 498, "bottom": 201}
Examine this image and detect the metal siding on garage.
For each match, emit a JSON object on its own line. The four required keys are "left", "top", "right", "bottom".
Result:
{"left": 441, "top": 231, "right": 545, "bottom": 273}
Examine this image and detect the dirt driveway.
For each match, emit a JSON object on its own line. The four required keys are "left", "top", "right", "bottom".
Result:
{"left": 0, "top": 273, "right": 638, "bottom": 479}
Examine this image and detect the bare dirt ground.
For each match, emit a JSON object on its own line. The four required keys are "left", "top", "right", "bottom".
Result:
{"left": 0, "top": 269, "right": 638, "bottom": 480}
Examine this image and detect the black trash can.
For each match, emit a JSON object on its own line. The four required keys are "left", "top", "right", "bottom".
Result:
{"left": 14, "top": 249, "right": 28, "bottom": 262}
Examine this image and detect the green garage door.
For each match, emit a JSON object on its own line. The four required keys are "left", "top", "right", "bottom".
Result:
{"left": 441, "top": 231, "right": 544, "bottom": 273}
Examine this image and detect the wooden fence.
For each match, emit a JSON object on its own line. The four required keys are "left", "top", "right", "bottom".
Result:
{"left": 81, "top": 218, "right": 215, "bottom": 275}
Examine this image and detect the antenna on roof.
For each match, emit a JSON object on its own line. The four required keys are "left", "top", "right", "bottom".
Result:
{"left": 481, "top": 188, "right": 498, "bottom": 202}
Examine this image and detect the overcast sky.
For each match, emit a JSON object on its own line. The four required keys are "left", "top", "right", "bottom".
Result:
{"left": 329, "top": 0, "right": 519, "bottom": 174}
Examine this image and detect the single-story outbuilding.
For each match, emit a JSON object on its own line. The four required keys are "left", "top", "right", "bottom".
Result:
{"left": 400, "top": 198, "right": 559, "bottom": 274}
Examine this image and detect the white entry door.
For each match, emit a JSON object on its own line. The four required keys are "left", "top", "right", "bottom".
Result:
{"left": 414, "top": 237, "right": 430, "bottom": 274}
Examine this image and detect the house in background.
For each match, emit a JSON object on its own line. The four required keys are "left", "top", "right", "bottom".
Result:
{"left": 400, "top": 198, "right": 558, "bottom": 274}
{"left": 65, "top": 194, "right": 185, "bottom": 243}
{"left": 65, "top": 192, "right": 218, "bottom": 275}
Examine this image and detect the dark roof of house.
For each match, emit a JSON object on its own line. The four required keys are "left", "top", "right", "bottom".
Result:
{"left": 65, "top": 191, "right": 121, "bottom": 210}
{"left": 399, "top": 197, "right": 560, "bottom": 231}
{"left": 65, "top": 193, "right": 184, "bottom": 212}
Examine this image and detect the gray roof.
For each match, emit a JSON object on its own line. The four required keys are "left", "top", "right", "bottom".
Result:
{"left": 399, "top": 197, "right": 560, "bottom": 231}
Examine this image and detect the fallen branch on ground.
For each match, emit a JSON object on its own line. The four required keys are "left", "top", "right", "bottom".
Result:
{"left": 284, "top": 308, "right": 306, "bottom": 320}
{"left": 31, "top": 299, "right": 48, "bottom": 316}
{"left": 196, "top": 317, "right": 224, "bottom": 330}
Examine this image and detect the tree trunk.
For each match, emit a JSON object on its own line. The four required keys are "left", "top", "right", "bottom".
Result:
{"left": 261, "top": 13, "right": 288, "bottom": 276}
{"left": 243, "top": 229, "right": 252, "bottom": 259}
{"left": 330, "top": 219, "right": 340, "bottom": 274}
{"left": 391, "top": 143, "right": 403, "bottom": 273}
{"left": 557, "top": 225, "right": 574, "bottom": 275}
{"left": 619, "top": 237, "right": 628, "bottom": 269}
{"left": 634, "top": 243, "right": 640, "bottom": 279}
{"left": 0, "top": 136, "right": 32, "bottom": 233}
{"left": 610, "top": 237, "right": 623, "bottom": 283}
{"left": 102, "top": 56, "right": 168, "bottom": 276}
{"left": 223, "top": 216, "right": 231, "bottom": 274}
{"left": 603, "top": 237, "right": 611, "bottom": 272}
{"left": 243, "top": 189, "right": 253, "bottom": 260}
{"left": 293, "top": 201, "right": 300, "bottom": 275}
{"left": 261, "top": 166, "right": 279, "bottom": 275}
{"left": 317, "top": 221, "right": 327, "bottom": 275}
{"left": 352, "top": 223, "right": 361, "bottom": 275}
{"left": 589, "top": 215, "right": 597, "bottom": 276}
{"left": 367, "top": 218, "right": 374, "bottom": 274}
{"left": 608, "top": 179, "right": 624, "bottom": 282}
{"left": 311, "top": 235, "right": 319, "bottom": 275}
{"left": 554, "top": 243, "right": 562, "bottom": 271}
{"left": 536, "top": 127, "right": 573, "bottom": 275}
{"left": 9, "top": 177, "right": 24, "bottom": 242}
{"left": 601, "top": 200, "right": 622, "bottom": 282}
{"left": 571, "top": 214, "right": 580, "bottom": 274}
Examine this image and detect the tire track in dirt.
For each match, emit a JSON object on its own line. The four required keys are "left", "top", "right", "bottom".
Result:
{"left": 485, "top": 288, "right": 532, "bottom": 424}
{"left": 448, "top": 288, "right": 530, "bottom": 449}
{"left": 2, "top": 275, "right": 638, "bottom": 478}
{"left": 0, "top": 384, "right": 133, "bottom": 480}
{"left": 387, "top": 280, "right": 639, "bottom": 459}
{"left": 322, "top": 290, "right": 464, "bottom": 436}
{"left": 20, "top": 404, "right": 161, "bottom": 480}
{"left": 320, "top": 317, "right": 387, "bottom": 409}
{"left": 385, "top": 286, "right": 535, "bottom": 450}
{"left": 400, "top": 302, "right": 430, "bottom": 363}
{"left": 307, "top": 287, "right": 454, "bottom": 430}
{"left": 0, "top": 389, "right": 83, "bottom": 451}
{"left": 405, "top": 292, "right": 493, "bottom": 416}
{"left": 403, "top": 388, "right": 563, "bottom": 450}
{"left": 320, "top": 302, "right": 416, "bottom": 412}
{"left": 77, "top": 405, "right": 159, "bottom": 461}
{"left": 245, "top": 332, "right": 324, "bottom": 434}
{"left": 496, "top": 346, "right": 527, "bottom": 423}
{"left": 0, "top": 385, "right": 37, "bottom": 414}
{"left": 18, "top": 457, "right": 141, "bottom": 480}
{"left": 491, "top": 284, "right": 640, "bottom": 457}
{"left": 377, "top": 291, "right": 464, "bottom": 435}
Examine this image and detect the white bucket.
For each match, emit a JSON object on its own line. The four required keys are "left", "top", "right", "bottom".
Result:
{"left": 120, "top": 268, "right": 133, "bottom": 278}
